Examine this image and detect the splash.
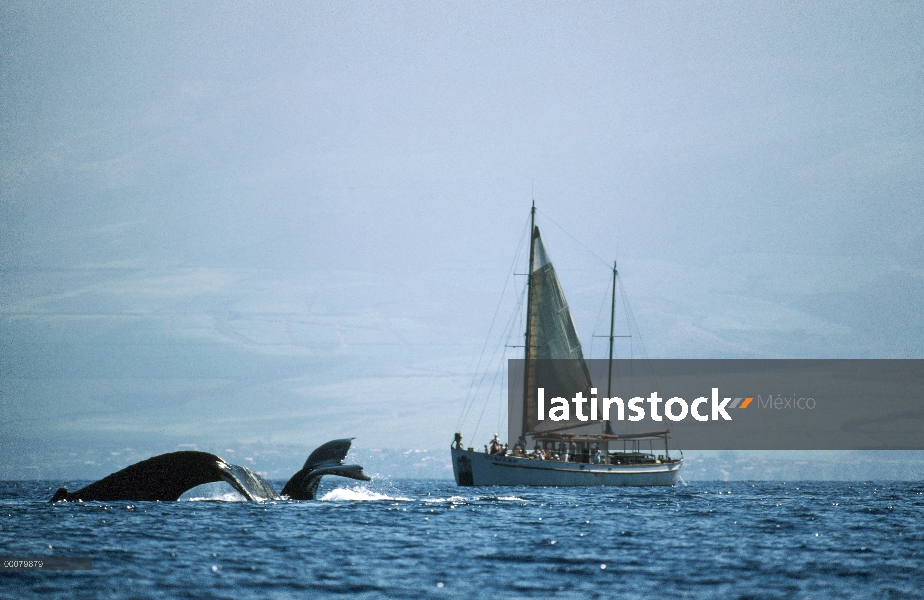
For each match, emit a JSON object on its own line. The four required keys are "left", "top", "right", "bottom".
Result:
{"left": 319, "top": 487, "right": 409, "bottom": 502}
{"left": 179, "top": 483, "right": 248, "bottom": 502}
{"left": 183, "top": 491, "right": 248, "bottom": 502}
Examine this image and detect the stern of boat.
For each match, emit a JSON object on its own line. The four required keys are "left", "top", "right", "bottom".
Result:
{"left": 451, "top": 447, "right": 475, "bottom": 486}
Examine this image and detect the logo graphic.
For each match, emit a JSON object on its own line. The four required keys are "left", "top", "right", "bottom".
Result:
{"left": 537, "top": 388, "right": 754, "bottom": 423}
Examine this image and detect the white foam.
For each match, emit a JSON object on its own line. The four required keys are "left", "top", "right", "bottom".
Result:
{"left": 184, "top": 491, "right": 248, "bottom": 502}
{"left": 179, "top": 482, "right": 247, "bottom": 502}
{"left": 319, "top": 487, "right": 410, "bottom": 502}
{"left": 423, "top": 495, "right": 466, "bottom": 503}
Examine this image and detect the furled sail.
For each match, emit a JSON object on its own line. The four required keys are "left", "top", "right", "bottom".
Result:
{"left": 520, "top": 227, "right": 595, "bottom": 435}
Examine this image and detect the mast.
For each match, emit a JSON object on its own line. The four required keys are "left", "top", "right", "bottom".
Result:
{"left": 605, "top": 261, "right": 616, "bottom": 434}
{"left": 521, "top": 202, "right": 536, "bottom": 439}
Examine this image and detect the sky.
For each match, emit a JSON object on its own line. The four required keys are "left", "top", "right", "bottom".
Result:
{"left": 1, "top": 1, "right": 922, "bottom": 479}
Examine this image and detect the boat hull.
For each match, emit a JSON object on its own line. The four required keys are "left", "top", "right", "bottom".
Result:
{"left": 451, "top": 448, "right": 681, "bottom": 487}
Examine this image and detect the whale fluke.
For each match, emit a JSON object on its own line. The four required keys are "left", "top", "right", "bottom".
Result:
{"left": 51, "top": 440, "right": 372, "bottom": 502}
{"left": 281, "top": 438, "right": 371, "bottom": 500}
{"left": 49, "top": 451, "right": 268, "bottom": 502}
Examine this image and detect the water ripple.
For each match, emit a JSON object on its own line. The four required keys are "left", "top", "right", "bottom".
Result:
{"left": 2, "top": 480, "right": 923, "bottom": 598}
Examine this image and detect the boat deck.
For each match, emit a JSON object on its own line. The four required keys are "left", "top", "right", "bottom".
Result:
{"left": 452, "top": 448, "right": 682, "bottom": 487}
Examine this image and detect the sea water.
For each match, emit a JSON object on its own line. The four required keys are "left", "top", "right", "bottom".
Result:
{"left": 1, "top": 480, "right": 922, "bottom": 598}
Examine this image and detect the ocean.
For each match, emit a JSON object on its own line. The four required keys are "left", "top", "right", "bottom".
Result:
{"left": 1, "top": 479, "right": 922, "bottom": 598}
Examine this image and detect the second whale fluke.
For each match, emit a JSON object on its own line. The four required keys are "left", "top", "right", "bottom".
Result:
{"left": 281, "top": 438, "right": 371, "bottom": 500}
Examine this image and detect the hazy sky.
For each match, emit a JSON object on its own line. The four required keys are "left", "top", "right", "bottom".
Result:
{"left": 1, "top": 2, "right": 922, "bottom": 478}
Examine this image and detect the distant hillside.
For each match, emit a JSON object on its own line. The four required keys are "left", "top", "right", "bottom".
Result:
{"left": 8, "top": 441, "right": 924, "bottom": 483}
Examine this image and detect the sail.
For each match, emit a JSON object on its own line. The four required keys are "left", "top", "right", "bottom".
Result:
{"left": 520, "top": 227, "right": 595, "bottom": 435}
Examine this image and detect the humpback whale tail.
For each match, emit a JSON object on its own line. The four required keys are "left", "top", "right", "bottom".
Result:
{"left": 49, "top": 451, "right": 268, "bottom": 502}
{"left": 281, "top": 438, "right": 371, "bottom": 500}
{"left": 51, "top": 440, "right": 370, "bottom": 502}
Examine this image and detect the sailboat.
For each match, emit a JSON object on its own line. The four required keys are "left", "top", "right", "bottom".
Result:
{"left": 451, "top": 204, "right": 682, "bottom": 486}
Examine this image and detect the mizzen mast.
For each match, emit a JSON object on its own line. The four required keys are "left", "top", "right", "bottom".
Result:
{"left": 521, "top": 201, "right": 537, "bottom": 439}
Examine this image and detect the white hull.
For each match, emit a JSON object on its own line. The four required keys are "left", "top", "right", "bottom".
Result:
{"left": 451, "top": 448, "right": 681, "bottom": 487}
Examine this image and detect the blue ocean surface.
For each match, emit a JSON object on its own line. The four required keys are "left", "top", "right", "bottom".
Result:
{"left": 1, "top": 479, "right": 922, "bottom": 599}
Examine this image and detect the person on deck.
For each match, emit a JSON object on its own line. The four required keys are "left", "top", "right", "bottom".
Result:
{"left": 512, "top": 438, "right": 525, "bottom": 456}
{"left": 489, "top": 434, "right": 502, "bottom": 455}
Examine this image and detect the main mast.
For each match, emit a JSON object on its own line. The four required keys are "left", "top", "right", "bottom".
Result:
{"left": 521, "top": 202, "right": 536, "bottom": 439}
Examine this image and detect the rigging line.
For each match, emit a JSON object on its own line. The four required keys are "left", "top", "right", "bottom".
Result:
{"left": 618, "top": 274, "right": 650, "bottom": 363}
{"left": 496, "top": 297, "right": 523, "bottom": 437}
{"left": 458, "top": 275, "right": 526, "bottom": 428}
{"left": 618, "top": 274, "right": 659, "bottom": 397}
{"left": 497, "top": 383, "right": 503, "bottom": 439}
{"left": 455, "top": 214, "right": 531, "bottom": 432}
{"left": 497, "top": 382, "right": 513, "bottom": 442}
{"left": 535, "top": 208, "right": 612, "bottom": 271}
{"left": 497, "top": 360, "right": 507, "bottom": 441}
{"left": 465, "top": 284, "right": 522, "bottom": 434}
{"left": 475, "top": 283, "right": 526, "bottom": 426}
{"left": 469, "top": 276, "right": 527, "bottom": 440}
{"left": 588, "top": 274, "right": 613, "bottom": 359}
{"left": 455, "top": 226, "right": 525, "bottom": 431}
{"left": 459, "top": 281, "right": 527, "bottom": 431}
{"left": 461, "top": 299, "right": 521, "bottom": 436}
{"left": 471, "top": 318, "right": 519, "bottom": 446}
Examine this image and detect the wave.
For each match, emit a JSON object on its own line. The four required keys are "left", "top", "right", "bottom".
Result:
{"left": 421, "top": 494, "right": 526, "bottom": 503}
